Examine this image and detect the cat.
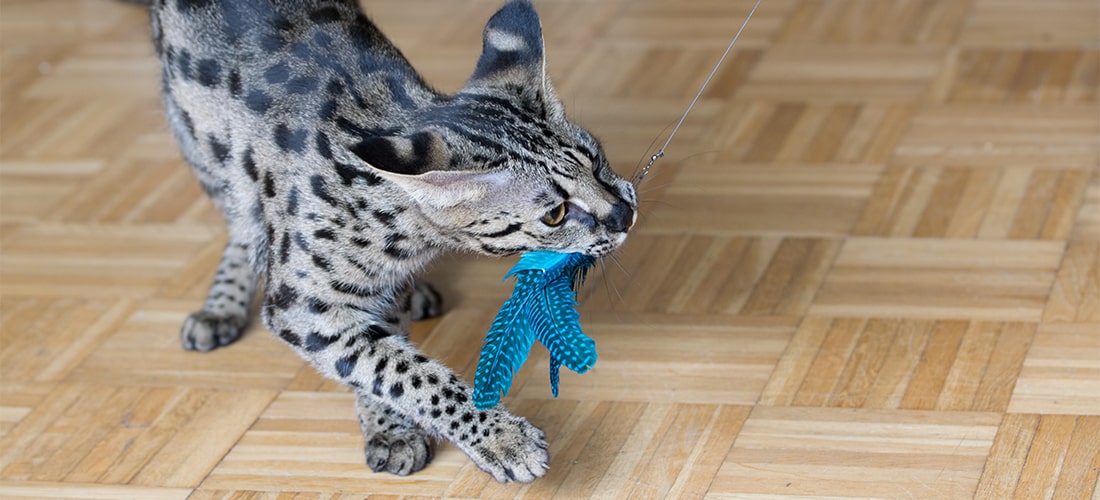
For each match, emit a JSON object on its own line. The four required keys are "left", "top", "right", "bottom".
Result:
{"left": 149, "top": 0, "right": 636, "bottom": 482}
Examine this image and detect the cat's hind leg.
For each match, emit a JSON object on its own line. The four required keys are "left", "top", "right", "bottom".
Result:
{"left": 180, "top": 240, "right": 256, "bottom": 351}
{"left": 356, "top": 393, "right": 434, "bottom": 475}
{"left": 408, "top": 278, "right": 443, "bottom": 321}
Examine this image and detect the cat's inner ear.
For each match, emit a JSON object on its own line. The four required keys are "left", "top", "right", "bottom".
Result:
{"left": 465, "top": 0, "right": 563, "bottom": 117}
{"left": 350, "top": 130, "right": 451, "bottom": 176}
{"left": 356, "top": 152, "right": 513, "bottom": 209}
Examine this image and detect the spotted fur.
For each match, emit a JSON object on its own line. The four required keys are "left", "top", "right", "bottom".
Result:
{"left": 150, "top": 0, "right": 636, "bottom": 482}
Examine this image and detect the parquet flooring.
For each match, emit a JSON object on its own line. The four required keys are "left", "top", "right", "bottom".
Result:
{"left": 1, "top": 0, "right": 1098, "bottom": 498}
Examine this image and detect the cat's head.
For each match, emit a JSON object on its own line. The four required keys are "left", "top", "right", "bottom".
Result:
{"left": 354, "top": 0, "right": 636, "bottom": 258}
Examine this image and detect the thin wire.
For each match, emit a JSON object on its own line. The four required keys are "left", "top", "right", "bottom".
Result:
{"left": 635, "top": 0, "right": 763, "bottom": 182}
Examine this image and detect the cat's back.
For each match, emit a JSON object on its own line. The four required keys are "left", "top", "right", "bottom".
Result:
{"left": 152, "top": 0, "right": 430, "bottom": 120}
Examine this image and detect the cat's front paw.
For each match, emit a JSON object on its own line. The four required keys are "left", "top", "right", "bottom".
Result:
{"left": 468, "top": 413, "right": 549, "bottom": 483}
{"left": 365, "top": 428, "right": 434, "bottom": 476}
{"left": 180, "top": 310, "right": 246, "bottom": 351}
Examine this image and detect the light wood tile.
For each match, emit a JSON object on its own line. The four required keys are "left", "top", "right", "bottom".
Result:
{"left": 710, "top": 407, "right": 1000, "bottom": 498}
{"left": 1009, "top": 323, "right": 1100, "bottom": 415}
{"left": 811, "top": 238, "right": 1065, "bottom": 320}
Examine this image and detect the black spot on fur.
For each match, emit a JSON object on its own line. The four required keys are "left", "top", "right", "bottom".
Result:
{"left": 286, "top": 76, "right": 319, "bottom": 95}
{"left": 208, "top": 135, "right": 230, "bottom": 164}
{"left": 334, "top": 162, "right": 383, "bottom": 187}
{"left": 176, "top": 49, "right": 193, "bottom": 80}
{"left": 453, "top": 392, "right": 468, "bottom": 404}
{"left": 258, "top": 17, "right": 291, "bottom": 52}
{"left": 308, "top": 297, "right": 331, "bottom": 314}
{"left": 241, "top": 148, "right": 259, "bottom": 181}
{"left": 389, "top": 382, "right": 404, "bottom": 399}
{"left": 294, "top": 232, "right": 311, "bottom": 252}
{"left": 278, "top": 233, "right": 290, "bottom": 264}
{"left": 245, "top": 89, "right": 272, "bottom": 114}
{"left": 289, "top": 41, "right": 312, "bottom": 60}
{"left": 330, "top": 280, "right": 375, "bottom": 298}
{"left": 176, "top": 0, "right": 213, "bottom": 11}
{"left": 414, "top": 354, "right": 429, "bottom": 364}
{"left": 426, "top": 374, "right": 439, "bottom": 385}
{"left": 310, "top": 175, "right": 338, "bottom": 206}
{"left": 430, "top": 409, "right": 442, "bottom": 418}
{"left": 310, "top": 7, "right": 342, "bottom": 23}
{"left": 383, "top": 233, "right": 413, "bottom": 259}
{"left": 270, "top": 283, "right": 298, "bottom": 309}
{"left": 351, "top": 237, "right": 371, "bottom": 248}
{"left": 218, "top": 1, "right": 248, "bottom": 43}
{"left": 314, "top": 228, "right": 335, "bottom": 240}
{"left": 372, "top": 210, "right": 397, "bottom": 227}
{"left": 311, "top": 253, "right": 332, "bottom": 272}
{"left": 365, "top": 324, "right": 391, "bottom": 341}
{"left": 286, "top": 186, "right": 299, "bottom": 215}
{"left": 394, "top": 361, "right": 409, "bottom": 374}
{"left": 325, "top": 78, "right": 344, "bottom": 95}
{"left": 304, "top": 332, "right": 335, "bottom": 352}
{"left": 411, "top": 375, "right": 422, "bottom": 389}
{"left": 318, "top": 100, "right": 337, "bottom": 121}
{"left": 336, "top": 352, "right": 359, "bottom": 378}
{"left": 263, "top": 171, "right": 276, "bottom": 198}
{"left": 264, "top": 62, "right": 290, "bottom": 84}
{"left": 278, "top": 329, "right": 302, "bottom": 346}
{"left": 316, "top": 133, "right": 333, "bottom": 159}
{"left": 196, "top": 58, "right": 222, "bottom": 87}
{"left": 179, "top": 110, "right": 196, "bottom": 140}
{"left": 274, "top": 124, "right": 308, "bottom": 154}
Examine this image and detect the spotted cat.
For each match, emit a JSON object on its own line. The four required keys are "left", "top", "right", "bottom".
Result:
{"left": 149, "top": 0, "right": 636, "bottom": 482}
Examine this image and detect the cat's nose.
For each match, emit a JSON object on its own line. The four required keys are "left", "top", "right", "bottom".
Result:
{"left": 606, "top": 202, "right": 635, "bottom": 233}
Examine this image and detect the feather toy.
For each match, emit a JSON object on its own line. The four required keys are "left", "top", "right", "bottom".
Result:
{"left": 473, "top": 251, "right": 596, "bottom": 410}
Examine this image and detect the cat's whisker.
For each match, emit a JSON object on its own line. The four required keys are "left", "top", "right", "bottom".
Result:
{"left": 637, "top": 180, "right": 677, "bottom": 196}
{"left": 598, "top": 257, "right": 628, "bottom": 307}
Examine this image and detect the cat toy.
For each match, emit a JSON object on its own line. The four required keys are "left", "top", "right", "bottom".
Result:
{"left": 472, "top": 0, "right": 764, "bottom": 410}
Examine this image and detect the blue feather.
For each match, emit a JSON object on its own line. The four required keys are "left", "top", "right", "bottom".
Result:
{"left": 549, "top": 355, "right": 561, "bottom": 398}
{"left": 472, "top": 274, "right": 538, "bottom": 409}
{"left": 474, "top": 251, "right": 597, "bottom": 409}
{"left": 533, "top": 278, "right": 596, "bottom": 374}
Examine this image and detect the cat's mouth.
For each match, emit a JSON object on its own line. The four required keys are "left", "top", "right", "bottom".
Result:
{"left": 584, "top": 232, "right": 629, "bottom": 258}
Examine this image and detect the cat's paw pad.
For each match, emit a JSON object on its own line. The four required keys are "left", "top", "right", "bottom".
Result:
{"left": 365, "top": 428, "right": 434, "bottom": 476}
{"left": 470, "top": 414, "right": 549, "bottom": 483}
{"left": 180, "top": 311, "right": 246, "bottom": 351}
{"left": 409, "top": 280, "right": 443, "bottom": 321}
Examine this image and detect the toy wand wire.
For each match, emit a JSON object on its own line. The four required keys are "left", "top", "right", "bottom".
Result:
{"left": 634, "top": 0, "right": 763, "bottom": 183}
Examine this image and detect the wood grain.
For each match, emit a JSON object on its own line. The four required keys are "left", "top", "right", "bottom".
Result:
{"left": 1, "top": 0, "right": 1097, "bottom": 497}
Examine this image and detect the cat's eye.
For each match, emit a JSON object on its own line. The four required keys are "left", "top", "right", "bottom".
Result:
{"left": 541, "top": 203, "right": 568, "bottom": 226}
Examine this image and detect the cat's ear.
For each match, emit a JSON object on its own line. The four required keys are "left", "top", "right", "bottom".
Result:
{"left": 365, "top": 166, "right": 513, "bottom": 209}
{"left": 465, "top": 0, "right": 564, "bottom": 119}
{"left": 350, "top": 130, "right": 451, "bottom": 176}
{"left": 351, "top": 131, "right": 510, "bottom": 207}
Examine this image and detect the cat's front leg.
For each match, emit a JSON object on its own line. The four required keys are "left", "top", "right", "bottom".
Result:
{"left": 269, "top": 311, "right": 549, "bottom": 482}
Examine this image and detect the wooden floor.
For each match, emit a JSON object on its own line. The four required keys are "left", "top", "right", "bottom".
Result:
{"left": 2, "top": 0, "right": 1099, "bottom": 498}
